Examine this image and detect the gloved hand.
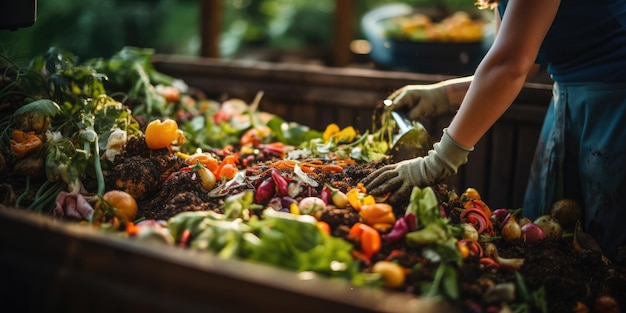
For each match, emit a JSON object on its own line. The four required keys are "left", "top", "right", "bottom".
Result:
{"left": 362, "top": 129, "right": 473, "bottom": 204}
{"left": 386, "top": 83, "right": 451, "bottom": 121}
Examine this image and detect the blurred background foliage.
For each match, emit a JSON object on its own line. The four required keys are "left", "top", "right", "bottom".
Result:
{"left": 0, "top": 0, "right": 481, "bottom": 63}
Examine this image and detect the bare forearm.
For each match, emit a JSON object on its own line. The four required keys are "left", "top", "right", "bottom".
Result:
{"left": 446, "top": 64, "right": 528, "bottom": 149}
{"left": 440, "top": 62, "right": 540, "bottom": 108}
{"left": 441, "top": 76, "right": 473, "bottom": 107}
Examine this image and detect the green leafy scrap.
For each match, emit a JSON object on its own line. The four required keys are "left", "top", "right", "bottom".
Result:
{"left": 404, "top": 186, "right": 464, "bottom": 300}
{"left": 13, "top": 99, "right": 61, "bottom": 117}
{"left": 266, "top": 116, "right": 322, "bottom": 146}
{"left": 166, "top": 203, "right": 363, "bottom": 282}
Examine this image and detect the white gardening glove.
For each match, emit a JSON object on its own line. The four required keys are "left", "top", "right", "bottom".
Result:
{"left": 362, "top": 129, "right": 473, "bottom": 204}
{"left": 386, "top": 83, "right": 451, "bottom": 121}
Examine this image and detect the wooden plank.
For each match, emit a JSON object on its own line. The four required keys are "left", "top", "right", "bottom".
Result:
{"left": 199, "top": 0, "right": 222, "bottom": 58}
{"left": 460, "top": 134, "right": 490, "bottom": 197}
{"left": 332, "top": 0, "right": 356, "bottom": 67}
{"left": 488, "top": 123, "right": 516, "bottom": 209}
{"left": 0, "top": 208, "right": 454, "bottom": 313}
{"left": 290, "top": 102, "right": 318, "bottom": 129}
{"left": 152, "top": 55, "right": 450, "bottom": 90}
{"left": 355, "top": 107, "right": 375, "bottom": 133}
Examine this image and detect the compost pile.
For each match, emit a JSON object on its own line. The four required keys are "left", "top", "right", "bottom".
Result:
{"left": 1, "top": 48, "right": 625, "bottom": 313}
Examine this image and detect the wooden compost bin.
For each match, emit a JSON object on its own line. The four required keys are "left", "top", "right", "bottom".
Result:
{"left": 0, "top": 208, "right": 455, "bottom": 313}
{"left": 151, "top": 55, "right": 553, "bottom": 210}
{"left": 0, "top": 56, "right": 553, "bottom": 313}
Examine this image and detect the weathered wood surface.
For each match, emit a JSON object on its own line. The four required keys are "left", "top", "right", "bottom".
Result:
{"left": 152, "top": 55, "right": 553, "bottom": 210}
{"left": 0, "top": 207, "right": 455, "bottom": 313}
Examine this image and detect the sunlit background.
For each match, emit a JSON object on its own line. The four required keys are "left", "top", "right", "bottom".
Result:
{"left": 1, "top": 0, "right": 484, "bottom": 68}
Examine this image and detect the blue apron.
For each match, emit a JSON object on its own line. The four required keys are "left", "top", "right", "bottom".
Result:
{"left": 524, "top": 82, "right": 626, "bottom": 259}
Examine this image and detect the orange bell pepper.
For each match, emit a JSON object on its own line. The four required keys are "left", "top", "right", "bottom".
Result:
{"left": 348, "top": 222, "right": 381, "bottom": 259}
{"left": 359, "top": 203, "right": 396, "bottom": 227}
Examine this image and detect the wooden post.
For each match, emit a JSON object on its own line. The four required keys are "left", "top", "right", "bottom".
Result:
{"left": 332, "top": 0, "right": 355, "bottom": 67}
{"left": 199, "top": 0, "right": 222, "bottom": 58}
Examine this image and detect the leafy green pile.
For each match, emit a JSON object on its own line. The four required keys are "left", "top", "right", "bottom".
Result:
{"left": 1, "top": 47, "right": 149, "bottom": 211}
{"left": 167, "top": 192, "right": 367, "bottom": 283}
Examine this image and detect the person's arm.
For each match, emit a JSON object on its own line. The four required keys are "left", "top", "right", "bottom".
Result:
{"left": 441, "top": 76, "right": 473, "bottom": 108}
{"left": 440, "top": 5, "right": 542, "bottom": 109}
{"left": 447, "top": 0, "right": 560, "bottom": 149}
{"left": 363, "top": 0, "right": 559, "bottom": 198}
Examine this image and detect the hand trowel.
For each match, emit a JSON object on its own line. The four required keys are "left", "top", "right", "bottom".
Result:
{"left": 386, "top": 102, "right": 433, "bottom": 163}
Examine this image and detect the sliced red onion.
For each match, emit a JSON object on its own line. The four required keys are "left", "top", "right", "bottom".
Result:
{"left": 461, "top": 208, "right": 489, "bottom": 234}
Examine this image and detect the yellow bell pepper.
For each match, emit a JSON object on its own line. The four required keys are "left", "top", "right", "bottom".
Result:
{"left": 347, "top": 183, "right": 376, "bottom": 211}
{"left": 144, "top": 118, "right": 185, "bottom": 150}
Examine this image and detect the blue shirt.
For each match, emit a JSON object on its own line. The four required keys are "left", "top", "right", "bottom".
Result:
{"left": 498, "top": 0, "right": 626, "bottom": 82}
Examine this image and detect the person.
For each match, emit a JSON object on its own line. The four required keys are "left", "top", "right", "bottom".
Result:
{"left": 362, "top": 0, "right": 626, "bottom": 261}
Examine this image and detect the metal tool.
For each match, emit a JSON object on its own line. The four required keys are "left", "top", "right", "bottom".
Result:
{"left": 388, "top": 107, "right": 433, "bottom": 162}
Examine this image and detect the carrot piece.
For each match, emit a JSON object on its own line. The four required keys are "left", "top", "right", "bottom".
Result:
{"left": 187, "top": 153, "right": 219, "bottom": 173}
{"left": 320, "top": 164, "right": 344, "bottom": 173}
{"left": 126, "top": 221, "right": 139, "bottom": 236}
{"left": 214, "top": 154, "right": 240, "bottom": 178}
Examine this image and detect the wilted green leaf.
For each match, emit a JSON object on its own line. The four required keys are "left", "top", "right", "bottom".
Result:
{"left": 13, "top": 99, "right": 61, "bottom": 117}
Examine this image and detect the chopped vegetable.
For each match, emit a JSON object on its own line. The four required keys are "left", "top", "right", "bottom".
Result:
{"left": 104, "top": 128, "right": 128, "bottom": 162}
{"left": 223, "top": 190, "right": 263, "bottom": 220}
{"left": 259, "top": 142, "right": 292, "bottom": 158}
{"left": 239, "top": 126, "right": 271, "bottom": 146}
{"left": 293, "top": 163, "right": 318, "bottom": 187}
{"left": 404, "top": 187, "right": 464, "bottom": 265}
{"left": 214, "top": 154, "right": 239, "bottom": 180}
{"left": 533, "top": 215, "right": 562, "bottom": 240}
{"left": 145, "top": 118, "right": 184, "bottom": 150}
{"left": 185, "top": 153, "right": 219, "bottom": 173}
{"left": 254, "top": 177, "right": 276, "bottom": 204}
{"left": 53, "top": 191, "right": 93, "bottom": 220}
{"left": 316, "top": 221, "right": 331, "bottom": 235}
{"left": 271, "top": 170, "right": 289, "bottom": 196}
{"left": 94, "top": 190, "right": 138, "bottom": 225}
{"left": 10, "top": 129, "right": 43, "bottom": 158}
{"left": 348, "top": 222, "right": 381, "bottom": 259}
{"left": 346, "top": 184, "right": 376, "bottom": 211}
{"left": 325, "top": 183, "right": 348, "bottom": 209}
{"left": 500, "top": 214, "right": 522, "bottom": 243}
{"left": 381, "top": 213, "right": 416, "bottom": 243}
{"left": 359, "top": 203, "right": 396, "bottom": 230}
{"left": 461, "top": 207, "right": 492, "bottom": 235}
{"left": 372, "top": 261, "right": 406, "bottom": 288}
{"left": 191, "top": 162, "right": 217, "bottom": 191}
{"left": 484, "top": 242, "right": 524, "bottom": 271}
{"left": 298, "top": 196, "right": 327, "bottom": 217}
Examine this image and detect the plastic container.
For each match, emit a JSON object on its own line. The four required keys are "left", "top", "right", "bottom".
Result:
{"left": 362, "top": 3, "right": 491, "bottom": 75}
